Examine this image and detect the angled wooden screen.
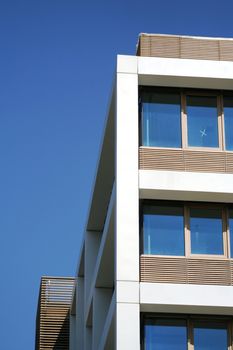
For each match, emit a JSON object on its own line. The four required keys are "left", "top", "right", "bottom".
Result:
{"left": 35, "top": 276, "right": 75, "bottom": 350}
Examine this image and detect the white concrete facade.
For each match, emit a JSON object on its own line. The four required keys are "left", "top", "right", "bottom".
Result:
{"left": 70, "top": 35, "right": 233, "bottom": 350}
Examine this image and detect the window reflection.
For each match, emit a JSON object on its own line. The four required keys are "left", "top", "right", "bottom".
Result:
{"left": 141, "top": 91, "right": 181, "bottom": 148}
{"left": 143, "top": 205, "right": 184, "bottom": 256}
{"left": 190, "top": 208, "right": 223, "bottom": 255}
{"left": 193, "top": 321, "right": 228, "bottom": 350}
{"left": 143, "top": 318, "right": 228, "bottom": 350}
{"left": 187, "top": 96, "right": 218, "bottom": 148}
{"left": 223, "top": 96, "right": 233, "bottom": 150}
{"left": 144, "top": 319, "right": 187, "bottom": 350}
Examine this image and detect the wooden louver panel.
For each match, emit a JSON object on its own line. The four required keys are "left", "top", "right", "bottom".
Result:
{"left": 137, "top": 34, "right": 233, "bottom": 62}
{"left": 226, "top": 152, "right": 233, "bottom": 173}
{"left": 140, "top": 256, "right": 187, "bottom": 284}
{"left": 139, "top": 148, "right": 185, "bottom": 171}
{"left": 139, "top": 147, "right": 233, "bottom": 174}
{"left": 149, "top": 36, "right": 180, "bottom": 59}
{"left": 187, "top": 258, "right": 231, "bottom": 285}
{"left": 219, "top": 40, "right": 233, "bottom": 61}
{"left": 140, "top": 255, "right": 232, "bottom": 286}
{"left": 183, "top": 150, "right": 225, "bottom": 173}
{"left": 180, "top": 37, "right": 219, "bottom": 61}
{"left": 35, "top": 276, "right": 75, "bottom": 350}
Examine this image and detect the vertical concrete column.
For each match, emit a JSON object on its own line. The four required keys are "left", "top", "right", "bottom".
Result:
{"left": 92, "top": 287, "right": 113, "bottom": 349}
{"left": 76, "top": 278, "right": 84, "bottom": 350}
{"left": 69, "top": 315, "right": 76, "bottom": 350}
{"left": 115, "top": 56, "right": 140, "bottom": 349}
{"left": 85, "top": 327, "right": 92, "bottom": 350}
{"left": 84, "top": 231, "right": 102, "bottom": 309}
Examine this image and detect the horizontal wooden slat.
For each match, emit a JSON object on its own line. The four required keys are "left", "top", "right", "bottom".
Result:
{"left": 137, "top": 34, "right": 233, "bottom": 62}
{"left": 180, "top": 37, "right": 219, "bottom": 61}
{"left": 219, "top": 40, "right": 233, "bottom": 61}
{"left": 183, "top": 150, "right": 226, "bottom": 173}
{"left": 140, "top": 255, "right": 233, "bottom": 286}
{"left": 141, "top": 256, "right": 187, "bottom": 284}
{"left": 139, "top": 147, "right": 233, "bottom": 174}
{"left": 187, "top": 258, "right": 231, "bottom": 285}
{"left": 150, "top": 36, "right": 180, "bottom": 59}
{"left": 139, "top": 148, "right": 185, "bottom": 171}
{"left": 35, "top": 276, "right": 75, "bottom": 350}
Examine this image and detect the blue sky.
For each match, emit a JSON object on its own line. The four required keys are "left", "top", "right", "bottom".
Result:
{"left": 1, "top": 0, "right": 233, "bottom": 349}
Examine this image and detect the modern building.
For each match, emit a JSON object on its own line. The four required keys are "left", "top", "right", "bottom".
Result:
{"left": 37, "top": 33, "right": 233, "bottom": 349}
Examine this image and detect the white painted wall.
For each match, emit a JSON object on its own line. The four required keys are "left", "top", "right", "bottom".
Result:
{"left": 137, "top": 55, "right": 233, "bottom": 89}
{"left": 116, "top": 70, "right": 139, "bottom": 282}
{"left": 139, "top": 169, "right": 233, "bottom": 202}
{"left": 116, "top": 303, "right": 140, "bottom": 350}
{"left": 115, "top": 60, "right": 140, "bottom": 349}
{"left": 140, "top": 282, "right": 233, "bottom": 315}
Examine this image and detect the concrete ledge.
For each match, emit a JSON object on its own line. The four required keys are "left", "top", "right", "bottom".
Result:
{"left": 138, "top": 56, "right": 233, "bottom": 90}
{"left": 140, "top": 282, "right": 233, "bottom": 315}
{"left": 139, "top": 169, "right": 233, "bottom": 203}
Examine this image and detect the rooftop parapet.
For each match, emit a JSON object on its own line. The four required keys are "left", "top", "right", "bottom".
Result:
{"left": 137, "top": 33, "right": 233, "bottom": 61}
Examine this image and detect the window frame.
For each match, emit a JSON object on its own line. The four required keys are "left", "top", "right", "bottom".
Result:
{"left": 142, "top": 314, "right": 232, "bottom": 350}
{"left": 141, "top": 201, "right": 233, "bottom": 259}
{"left": 139, "top": 87, "right": 233, "bottom": 152}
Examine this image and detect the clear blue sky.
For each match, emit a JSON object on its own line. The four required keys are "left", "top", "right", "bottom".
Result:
{"left": 1, "top": 0, "right": 233, "bottom": 349}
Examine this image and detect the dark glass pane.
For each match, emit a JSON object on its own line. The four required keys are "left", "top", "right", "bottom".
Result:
{"left": 194, "top": 321, "right": 228, "bottom": 350}
{"left": 143, "top": 205, "right": 184, "bottom": 256}
{"left": 144, "top": 318, "right": 187, "bottom": 350}
{"left": 229, "top": 209, "right": 233, "bottom": 258}
{"left": 141, "top": 92, "right": 181, "bottom": 147}
{"left": 187, "top": 96, "right": 218, "bottom": 147}
{"left": 224, "top": 96, "right": 233, "bottom": 150}
{"left": 190, "top": 208, "right": 223, "bottom": 255}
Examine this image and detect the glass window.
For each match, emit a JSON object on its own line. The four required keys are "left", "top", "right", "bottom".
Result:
{"left": 141, "top": 91, "right": 181, "bottom": 148}
{"left": 187, "top": 96, "right": 219, "bottom": 148}
{"left": 144, "top": 318, "right": 187, "bottom": 350}
{"left": 223, "top": 96, "right": 233, "bottom": 151}
{"left": 193, "top": 321, "right": 228, "bottom": 350}
{"left": 190, "top": 208, "right": 223, "bottom": 255}
{"left": 143, "top": 204, "right": 184, "bottom": 256}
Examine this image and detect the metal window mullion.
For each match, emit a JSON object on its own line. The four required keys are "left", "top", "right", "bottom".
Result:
{"left": 188, "top": 318, "right": 194, "bottom": 350}
{"left": 181, "top": 92, "right": 187, "bottom": 149}
{"left": 217, "top": 94, "right": 224, "bottom": 150}
{"left": 184, "top": 205, "right": 190, "bottom": 257}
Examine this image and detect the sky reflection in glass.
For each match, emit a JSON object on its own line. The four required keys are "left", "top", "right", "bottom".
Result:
{"left": 144, "top": 319, "right": 187, "bottom": 350}
{"left": 190, "top": 208, "right": 223, "bottom": 255}
{"left": 224, "top": 96, "right": 233, "bottom": 150}
{"left": 194, "top": 322, "right": 227, "bottom": 350}
{"left": 143, "top": 205, "right": 184, "bottom": 256}
{"left": 187, "top": 96, "right": 218, "bottom": 148}
{"left": 142, "top": 92, "right": 181, "bottom": 148}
